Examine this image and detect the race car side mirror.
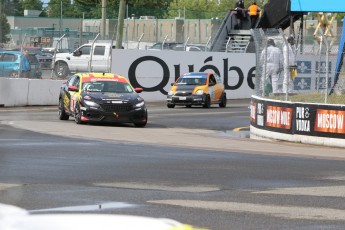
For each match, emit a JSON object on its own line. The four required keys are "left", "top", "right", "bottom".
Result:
{"left": 68, "top": 85, "right": 79, "bottom": 92}
{"left": 134, "top": 87, "right": 143, "bottom": 93}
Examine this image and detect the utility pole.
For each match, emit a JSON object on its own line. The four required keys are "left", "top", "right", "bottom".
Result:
{"left": 116, "top": 0, "right": 126, "bottom": 49}
{"left": 0, "top": 0, "right": 2, "bottom": 44}
{"left": 101, "top": 0, "right": 106, "bottom": 39}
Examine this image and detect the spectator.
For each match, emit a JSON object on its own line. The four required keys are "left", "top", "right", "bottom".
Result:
{"left": 283, "top": 36, "right": 297, "bottom": 93}
{"left": 260, "top": 39, "right": 283, "bottom": 95}
{"left": 248, "top": 2, "right": 260, "bottom": 29}
{"left": 21, "top": 50, "right": 31, "bottom": 78}
{"left": 236, "top": 0, "right": 245, "bottom": 8}
{"left": 235, "top": 0, "right": 246, "bottom": 29}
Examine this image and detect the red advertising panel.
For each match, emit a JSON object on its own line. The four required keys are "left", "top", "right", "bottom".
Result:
{"left": 314, "top": 109, "right": 345, "bottom": 134}
{"left": 250, "top": 101, "right": 256, "bottom": 123}
{"left": 266, "top": 106, "right": 293, "bottom": 129}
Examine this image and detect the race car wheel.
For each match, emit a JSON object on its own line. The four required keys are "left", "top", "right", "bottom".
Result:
{"left": 134, "top": 111, "right": 148, "bottom": 127}
{"left": 54, "top": 61, "right": 69, "bottom": 79}
{"left": 203, "top": 95, "right": 211, "bottom": 108}
{"left": 167, "top": 103, "right": 175, "bottom": 108}
{"left": 134, "top": 120, "right": 147, "bottom": 127}
{"left": 9, "top": 71, "right": 19, "bottom": 78}
{"left": 219, "top": 93, "right": 227, "bottom": 108}
{"left": 74, "top": 103, "right": 84, "bottom": 124}
{"left": 58, "top": 98, "right": 69, "bottom": 120}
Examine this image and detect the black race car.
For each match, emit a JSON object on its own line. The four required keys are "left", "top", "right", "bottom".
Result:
{"left": 58, "top": 72, "right": 147, "bottom": 127}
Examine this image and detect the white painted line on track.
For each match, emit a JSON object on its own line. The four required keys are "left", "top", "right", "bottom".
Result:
{"left": 148, "top": 200, "right": 345, "bottom": 221}
{"left": 94, "top": 182, "right": 220, "bottom": 193}
{"left": 0, "top": 183, "right": 21, "bottom": 191}
{"left": 254, "top": 185, "right": 345, "bottom": 197}
{"left": 30, "top": 202, "right": 136, "bottom": 213}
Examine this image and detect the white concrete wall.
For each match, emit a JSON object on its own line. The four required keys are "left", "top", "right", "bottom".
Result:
{"left": 0, "top": 51, "right": 257, "bottom": 107}
{"left": 0, "top": 78, "right": 64, "bottom": 107}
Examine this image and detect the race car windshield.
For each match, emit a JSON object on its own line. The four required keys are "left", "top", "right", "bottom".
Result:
{"left": 176, "top": 77, "right": 206, "bottom": 85}
{"left": 82, "top": 81, "right": 133, "bottom": 93}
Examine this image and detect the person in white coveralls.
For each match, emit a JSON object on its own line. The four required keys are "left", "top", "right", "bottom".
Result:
{"left": 260, "top": 38, "right": 283, "bottom": 94}
{"left": 283, "top": 36, "right": 297, "bottom": 93}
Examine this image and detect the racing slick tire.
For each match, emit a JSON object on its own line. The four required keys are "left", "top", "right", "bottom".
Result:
{"left": 58, "top": 98, "right": 69, "bottom": 120}
{"left": 203, "top": 95, "right": 211, "bottom": 108}
{"left": 74, "top": 103, "right": 85, "bottom": 125}
{"left": 219, "top": 93, "right": 227, "bottom": 108}
{"left": 134, "top": 111, "right": 148, "bottom": 127}
{"left": 54, "top": 61, "right": 69, "bottom": 79}
{"left": 167, "top": 103, "right": 175, "bottom": 108}
{"left": 134, "top": 120, "right": 147, "bottom": 127}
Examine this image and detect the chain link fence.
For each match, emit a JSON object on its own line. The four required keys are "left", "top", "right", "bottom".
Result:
{"left": 252, "top": 28, "right": 344, "bottom": 104}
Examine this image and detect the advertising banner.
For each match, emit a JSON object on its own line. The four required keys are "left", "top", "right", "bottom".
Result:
{"left": 112, "top": 50, "right": 256, "bottom": 101}
{"left": 251, "top": 97, "right": 345, "bottom": 139}
{"left": 251, "top": 99, "right": 294, "bottom": 134}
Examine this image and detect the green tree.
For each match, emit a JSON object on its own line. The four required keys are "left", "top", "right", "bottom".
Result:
{"left": 20, "top": 0, "right": 43, "bottom": 11}
{"left": 0, "top": 14, "right": 10, "bottom": 43}
{"left": 47, "top": 0, "right": 79, "bottom": 18}
{"left": 167, "top": 0, "right": 222, "bottom": 19}
{"left": 73, "top": 0, "right": 171, "bottom": 19}
{"left": 3, "top": 0, "right": 23, "bottom": 16}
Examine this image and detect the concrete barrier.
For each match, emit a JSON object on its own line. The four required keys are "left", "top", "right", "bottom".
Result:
{"left": 250, "top": 95, "right": 345, "bottom": 148}
{"left": 0, "top": 78, "right": 64, "bottom": 107}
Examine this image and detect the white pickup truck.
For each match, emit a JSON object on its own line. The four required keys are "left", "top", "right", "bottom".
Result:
{"left": 53, "top": 43, "right": 115, "bottom": 79}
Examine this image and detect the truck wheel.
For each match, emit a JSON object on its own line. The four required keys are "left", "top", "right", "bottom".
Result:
{"left": 9, "top": 71, "right": 19, "bottom": 78}
{"left": 54, "top": 62, "right": 69, "bottom": 79}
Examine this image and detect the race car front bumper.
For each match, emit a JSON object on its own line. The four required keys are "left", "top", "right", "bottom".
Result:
{"left": 80, "top": 105, "right": 147, "bottom": 124}
{"left": 167, "top": 94, "right": 206, "bottom": 106}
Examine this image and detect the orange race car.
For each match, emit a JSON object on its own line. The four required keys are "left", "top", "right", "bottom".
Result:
{"left": 167, "top": 72, "right": 227, "bottom": 108}
{"left": 58, "top": 72, "right": 147, "bottom": 127}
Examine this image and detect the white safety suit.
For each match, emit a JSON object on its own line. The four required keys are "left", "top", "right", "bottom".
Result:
{"left": 260, "top": 45, "right": 283, "bottom": 94}
{"left": 283, "top": 43, "right": 296, "bottom": 93}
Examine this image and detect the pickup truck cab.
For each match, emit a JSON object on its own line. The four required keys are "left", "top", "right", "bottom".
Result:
{"left": 53, "top": 43, "right": 115, "bottom": 79}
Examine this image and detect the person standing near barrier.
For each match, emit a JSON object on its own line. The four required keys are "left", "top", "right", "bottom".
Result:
{"left": 235, "top": 0, "right": 246, "bottom": 29}
{"left": 248, "top": 2, "right": 260, "bottom": 29}
{"left": 21, "top": 50, "right": 31, "bottom": 78}
{"left": 283, "top": 36, "right": 297, "bottom": 93}
{"left": 260, "top": 39, "right": 283, "bottom": 95}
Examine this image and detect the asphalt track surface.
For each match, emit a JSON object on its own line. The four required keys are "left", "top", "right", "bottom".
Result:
{"left": 1, "top": 101, "right": 345, "bottom": 230}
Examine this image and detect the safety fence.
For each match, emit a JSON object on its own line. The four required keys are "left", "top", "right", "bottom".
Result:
{"left": 251, "top": 28, "right": 344, "bottom": 105}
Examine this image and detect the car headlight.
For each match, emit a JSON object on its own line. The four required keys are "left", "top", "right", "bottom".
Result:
{"left": 134, "top": 101, "right": 145, "bottom": 108}
{"left": 194, "top": 89, "right": 204, "bottom": 95}
{"left": 168, "top": 90, "right": 174, "bottom": 96}
{"left": 84, "top": 100, "right": 100, "bottom": 107}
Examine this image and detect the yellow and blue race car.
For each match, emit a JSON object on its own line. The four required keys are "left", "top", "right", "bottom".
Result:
{"left": 58, "top": 72, "right": 147, "bottom": 127}
{"left": 167, "top": 72, "right": 227, "bottom": 108}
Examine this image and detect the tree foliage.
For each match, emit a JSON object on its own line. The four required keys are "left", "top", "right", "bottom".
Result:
{"left": 167, "top": 0, "right": 233, "bottom": 19}
{"left": 0, "top": 14, "right": 10, "bottom": 43}
{"left": 46, "top": 0, "right": 80, "bottom": 18}
{"left": 20, "top": 0, "right": 43, "bottom": 11}
{"left": 3, "top": 0, "right": 23, "bottom": 16}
